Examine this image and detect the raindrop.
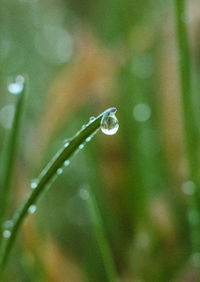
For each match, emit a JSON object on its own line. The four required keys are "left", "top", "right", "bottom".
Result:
{"left": 8, "top": 75, "right": 24, "bottom": 95}
{"left": 3, "top": 230, "right": 11, "bottom": 239}
{"left": 100, "top": 112, "right": 119, "bottom": 135}
{"left": 64, "top": 142, "right": 69, "bottom": 148}
{"left": 133, "top": 103, "right": 151, "bottom": 122}
{"left": 28, "top": 205, "right": 37, "bottom": 214}
{"left": 79, "top": 144, "right": 84, "bottom": 149}
{"left": 86, "top": 136, "right": 92, "bottom": 142}
{"left": 57, "top": 168, "right": 63, "bottom": 175}
{"left": 64, "top": 160, "right": 70, "bottom": 167}
{"left": 89, "top": 116, "right": 95, "bottom": 122}
{"left": 31, "top": 179, "right": 38, "bottom": 189}
{"left": 81, "top": 124, "right": 86, "bottom": 130}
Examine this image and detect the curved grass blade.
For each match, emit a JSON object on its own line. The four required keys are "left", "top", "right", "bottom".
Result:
{"left": 0, "top": 78, "right": 26, "bottom": 240}
{"left": 0, "top": 107, "right": 117, "bottom": 277}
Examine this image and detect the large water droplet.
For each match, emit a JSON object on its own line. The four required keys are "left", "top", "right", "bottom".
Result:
{"left": 101, "top": 112, "right": 119, "bottom": 135}
{"left": 28, "top": 205, "right": 37, "bottom": 214}
{"left": 3, "top": 230, "right": 11, "bottom": 238}
{"left": 8, "top": 75, "right": 24, "bottom": 95}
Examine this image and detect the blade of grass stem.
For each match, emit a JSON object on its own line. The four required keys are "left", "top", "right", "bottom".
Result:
{"left": 0, "top": 107, "right": 117, "bottom": 278}
{"left": 86, "top": 188, "right": 119, "bottom": 282}
{"left": 0, "top": 80, "right": 26, "bottom": 241}
{"left": 174, "top": 0, "right": 200, "bottom": 255}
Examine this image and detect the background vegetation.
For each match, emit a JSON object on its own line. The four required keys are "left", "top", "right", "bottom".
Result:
{"left": 0, "top": 0, "right": 200, "bottom": 281}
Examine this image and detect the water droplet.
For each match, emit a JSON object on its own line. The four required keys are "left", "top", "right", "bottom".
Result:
{"left": 64, "top": 160, "right": 70, "bottom": 167}
{"left": 79, "top": 188, "right": 89, "bottom": 200}
{"left": 182, "top": 180, "right": 196, "bottom": 195}
{"left": 64, "top": 142, "right": 69, "bottom": 148}
{"left": 86, "top": 136, "right": 92, "bottom": 142}
{"left": 57, "top": 168, "right": 63, "bottom": 175}
{"left": 81, "top": 124, "right": 86, "bottom": 130}
{"left": 3, "top": 230, "right": 11, "bottom": 238}
{"left": 31, "top": 179, "right": 38, "bottom": 189}
{"left": 133, "top": 103, "right": 151, "bottom": 122}
{"left": 0, "top": 104, "right": 15, "bottom": 129}
{"left": 100, "top": 112, "right": 119, "bottom": 135}
{"left": 79, "top": 144, "right": 84, "bottom": 149}
{"left": 28, "top": 205, "right": 37, "bottom": 214}
{"left": 89, "top": 116, "right": 95, "bottom": 122}
{"left": 8, "top": 75, "right": 24, "bottom": 95}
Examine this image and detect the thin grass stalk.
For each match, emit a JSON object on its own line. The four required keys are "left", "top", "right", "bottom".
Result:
{"left": 174, "top": 0, "right": 200, "bottom": 255}
{"left": 86, "top": 187, "right": 119, "bottom": 282}
{"left": 0, "top": 80, "right": 26, "bottom": 240}
{"left": 0, "top": 107, "right": 117, "bottom": 279}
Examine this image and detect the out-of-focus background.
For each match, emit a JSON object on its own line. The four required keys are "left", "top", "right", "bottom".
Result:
{"left": 1, "top": 0, "right": 200, "bottom": 281}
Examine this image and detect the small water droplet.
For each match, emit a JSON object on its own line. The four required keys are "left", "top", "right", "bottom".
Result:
{"left": 64, "top": 160, "right": 70, "bottom": 167}
{"left": 89, "top": 116, "right": 95, "bottom": 122}
{"left": 3, "top": 230, "right": 11, "bottom": 238}
{"left": 82, "top": 124, "right": 86, "bottom": 130}
{"left": 86, "top": 136, "right": 92, "bottom": 142}
{"left": 64, "top": 142, "right": 69, "bottom": 148}
{"left": 79, "top": 188, "right": 89, "bottom": 200}
{"left": 8, "top": 75, "right": 24, "bottom": 95}
{"left": 57, "top": 168, "right": 63, "bottom": 175}
{"left": 31, "top": 179, "right": 38, "bottom": 189}
{"left": 28, "top": 205, "right": 37, "bottom": 214}
{"left": 79, "top": 144, "right": 84, "bottom": 149}
{"left": 133, "top": 103, "right": 151, "bottom": 122}
{"left": 100, "top": 112, "right": 119, "bottom": 135}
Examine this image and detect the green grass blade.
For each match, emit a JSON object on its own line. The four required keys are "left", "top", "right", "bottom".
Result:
{"left": 174, "top": 0, "right": 200, "bottom": 255}
{"left": 0, "top": 107, "right": 117, "bottom": 277}
{"left": 86, "top": 187, "right": 119, "bottom": 282}
{"left": 0, "top": 79, "right": 26, "bottom": 237}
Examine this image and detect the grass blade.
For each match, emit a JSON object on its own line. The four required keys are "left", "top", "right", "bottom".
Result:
{"left": 174, "top": 0, "right": 200, "bottom": 256}
{"left": 0, "top": 107, "right": 117, "bottom": 277}
{"left": 85, "top": 187, "right": 119, "bottom": 282}
{"left": 0, "top": 78, "right": 26, "bottom": 238}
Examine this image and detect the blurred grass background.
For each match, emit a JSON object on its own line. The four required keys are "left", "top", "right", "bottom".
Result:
{"left": 1, "top": 0, "right": 200, "bottom": 281}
